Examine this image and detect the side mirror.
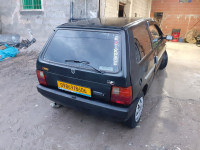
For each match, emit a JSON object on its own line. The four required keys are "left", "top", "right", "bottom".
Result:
{"left": 154, "top": 56, "right": 158, "bottom": 64}
{"left": 163, "top": 35, "right": 173, "bottom": 40}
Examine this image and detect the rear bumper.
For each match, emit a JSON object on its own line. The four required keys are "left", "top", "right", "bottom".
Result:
{"left": 37, "top": 85, "right": 135, "bottom": 122}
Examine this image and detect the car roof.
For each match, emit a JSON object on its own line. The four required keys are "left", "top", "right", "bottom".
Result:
{"left": 57, "top": 18, "right": 154, "bottom": 30}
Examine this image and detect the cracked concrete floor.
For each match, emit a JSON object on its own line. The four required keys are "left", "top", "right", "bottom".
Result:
{"left": 0, "top": 42, "right": 200, "bottom": 150}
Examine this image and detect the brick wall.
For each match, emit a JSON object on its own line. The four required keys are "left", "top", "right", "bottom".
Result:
{"left": 151, "top": 0, "right": 200, "bottom": 38}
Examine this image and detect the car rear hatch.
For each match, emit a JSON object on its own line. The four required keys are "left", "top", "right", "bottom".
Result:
{"left": 37, "top": 28, "right": 129, "bottom": 103}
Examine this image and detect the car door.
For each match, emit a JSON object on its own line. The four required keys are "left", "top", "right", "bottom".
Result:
{"left": 129, "top": 22, "right": 156, "bottom": 99}
{"left": 148, "top": 22, "right": 166, "bottom": 71}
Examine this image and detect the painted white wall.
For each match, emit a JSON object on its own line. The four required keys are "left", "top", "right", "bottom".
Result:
{"left": 101, "top": 0, "right": 152, "bottom": 18}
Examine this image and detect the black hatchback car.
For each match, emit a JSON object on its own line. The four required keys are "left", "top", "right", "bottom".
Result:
{"left": 36, "top": 18, "right": 168, "bottom": 128}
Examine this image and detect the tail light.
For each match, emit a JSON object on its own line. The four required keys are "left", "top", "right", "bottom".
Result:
{"left": 36, "top": 70, "right": 47, "bottom": 86}
{"left": 111, "top": 86, "right": 132, "bottom": 105}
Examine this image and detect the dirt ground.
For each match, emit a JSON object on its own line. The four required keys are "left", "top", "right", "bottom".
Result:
{"left": 0, "top": 42, "right": 200, "bottom": 150}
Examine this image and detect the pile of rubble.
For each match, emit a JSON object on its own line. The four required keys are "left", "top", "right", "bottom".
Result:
{"left": 0, "top": 34, "right": 36, "bottom": 61}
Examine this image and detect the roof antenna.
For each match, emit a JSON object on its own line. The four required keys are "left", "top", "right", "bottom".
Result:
{"left": 85, "top": 0, "right": 87, "bottom": 19}
{"left": 70, "top": 0, "right": 74, "bottom": 22}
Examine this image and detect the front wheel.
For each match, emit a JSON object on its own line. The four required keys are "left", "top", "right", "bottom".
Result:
{"left": 125, "top": 94, "right": 144, "bottom": 128}
{"left": 159, "top": 51, "right": 168, "bottom": 70}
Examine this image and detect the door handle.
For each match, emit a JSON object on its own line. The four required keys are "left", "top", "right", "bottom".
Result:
{"left": 154, "top": 56, "right": 158, "bottom": 64}
{"left": 139, "top": 79, "right": 142, "bottom": 85}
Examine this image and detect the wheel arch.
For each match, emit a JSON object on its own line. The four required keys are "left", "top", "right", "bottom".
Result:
{"left": 142, "top": 84, "right": 148, "bottom": 96}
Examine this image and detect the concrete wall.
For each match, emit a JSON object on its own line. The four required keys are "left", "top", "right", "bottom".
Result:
{"left": 73, "top": 0, "right": 99, "bottom": 19}
{"left": 0, "top": 0, "right": 151, "bottom": 43}
{"left": 0, "top": 17, "right": 2, "bottom": 33}
{"left": 100, "top": 0, "right": 152, "bottom": 18}
{"left": 151, "top": 0, "right": 200, "bottom": 38}
{"left": 0, "top": 0, "right": 99, "bottom": 42}
{"left": 131, "top": 0, "right": 152, "bottom": 18}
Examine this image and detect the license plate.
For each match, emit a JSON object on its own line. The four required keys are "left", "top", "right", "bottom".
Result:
{"left": 57, "top": 81, "right": 91, "bottom": 97}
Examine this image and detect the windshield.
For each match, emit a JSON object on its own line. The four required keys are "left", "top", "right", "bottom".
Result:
{"left": 43, "top": 29, "right": 121, "bottom": 73}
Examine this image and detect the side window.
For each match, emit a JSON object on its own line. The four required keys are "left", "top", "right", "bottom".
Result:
{"left": 149, "top": 24, "right": 161, "bottom": 48}
{"left": 132, "top": 23, "right": 152, "bottom": 62}
{"left": 134, "top": 40, "right": 142, "bottom": 63}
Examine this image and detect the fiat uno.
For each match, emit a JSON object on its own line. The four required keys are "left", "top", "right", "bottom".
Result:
{"left": 36, "top": 18, "right": 168, "bottom": 128}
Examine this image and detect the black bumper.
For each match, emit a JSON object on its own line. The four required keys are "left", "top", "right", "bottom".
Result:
{"left": 37, "top": 85, "right": 135, "bottom": 122}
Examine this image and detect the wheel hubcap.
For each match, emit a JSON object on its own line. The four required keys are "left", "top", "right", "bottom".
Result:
{"left": 135, "top": 97, "right": 144, "bottom": 122}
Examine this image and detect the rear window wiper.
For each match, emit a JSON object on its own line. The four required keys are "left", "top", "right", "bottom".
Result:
{"left": 65, "top": 59, "right": 104, "bottom": 74}
{"left": 65, "top": 60, "right": 90, "bottom": 64}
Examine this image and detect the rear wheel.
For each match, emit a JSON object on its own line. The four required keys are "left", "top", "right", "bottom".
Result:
{"left": 159, "top": 51, "right": 168, "bottom": 70}
{"left": 125, "top": 94, "right": 144, "bottom": 128}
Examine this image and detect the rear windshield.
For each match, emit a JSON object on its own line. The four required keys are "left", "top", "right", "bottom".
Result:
{"left": 43, "top": 29, "right": 121, "bottom": 73}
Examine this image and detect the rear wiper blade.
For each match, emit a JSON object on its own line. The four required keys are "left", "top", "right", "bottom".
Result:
{"left": 65, "top": 59, "right": 104, "bottom": 74}
{"left": 65, "top": 60, "right": 90, "bottom": 64}
{"left": 85, "top": 63, "right": 104, "bottom": 74}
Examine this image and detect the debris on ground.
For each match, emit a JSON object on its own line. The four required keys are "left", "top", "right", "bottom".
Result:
{"left": 0, "top": 45, "right": 6, "bottom": 50}
{"left": 136, "top": 125, "right": 141, "bottom": 128}
{"left": 0, "top": 34, "right": 20, "bottom": 46}
{"left": 0, "top": 33, "right": 37, "bottom": 61}
{"left": 16, "top": 38, "right": 36, "bottom": 49}
{"left": 185, "top": 30, "right": 199, "bottom": 44}
{"left": 0, "top": 44, "right": 19, "bottom": 61}
{"left": 0, "top": 33, "right": 36, "bottom": 50}
{"left": 50, "top": 102, "right": 62, "bottom": 108}
{"left": 196, "top": 35, "right": 200, "bottom": 47}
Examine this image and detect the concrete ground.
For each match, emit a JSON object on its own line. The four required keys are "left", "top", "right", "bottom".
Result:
{"left": 0, "top": 42, "right": 200, "bottom": 150}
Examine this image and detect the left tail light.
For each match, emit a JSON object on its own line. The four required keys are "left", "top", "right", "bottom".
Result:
{"left": 36, "top": 70, "right": 47, "bottom": 86}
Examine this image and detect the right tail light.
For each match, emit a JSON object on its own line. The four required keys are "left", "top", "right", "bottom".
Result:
{"left": 111, "top": 86, "right": 132, "bottom": 105}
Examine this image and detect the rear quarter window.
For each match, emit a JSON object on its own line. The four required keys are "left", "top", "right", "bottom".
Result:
{"left": 131, "top": 23, "right": 152, "bottom": 61}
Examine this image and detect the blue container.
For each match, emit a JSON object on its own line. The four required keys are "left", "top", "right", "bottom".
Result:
{"left": 179, "top": 38, "right": 184, "bottom": 42}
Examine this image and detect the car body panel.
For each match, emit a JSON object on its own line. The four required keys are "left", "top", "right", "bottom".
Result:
{"left": 37, "top": 84, "right": 135, "bottom": 121}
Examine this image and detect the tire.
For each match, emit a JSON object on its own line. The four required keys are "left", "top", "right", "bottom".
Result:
{"left": 159, "top": 51, "right": 168, "bottom": 70}
{"left": 125, "top": 94, "right": 144, "bottom": 128}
